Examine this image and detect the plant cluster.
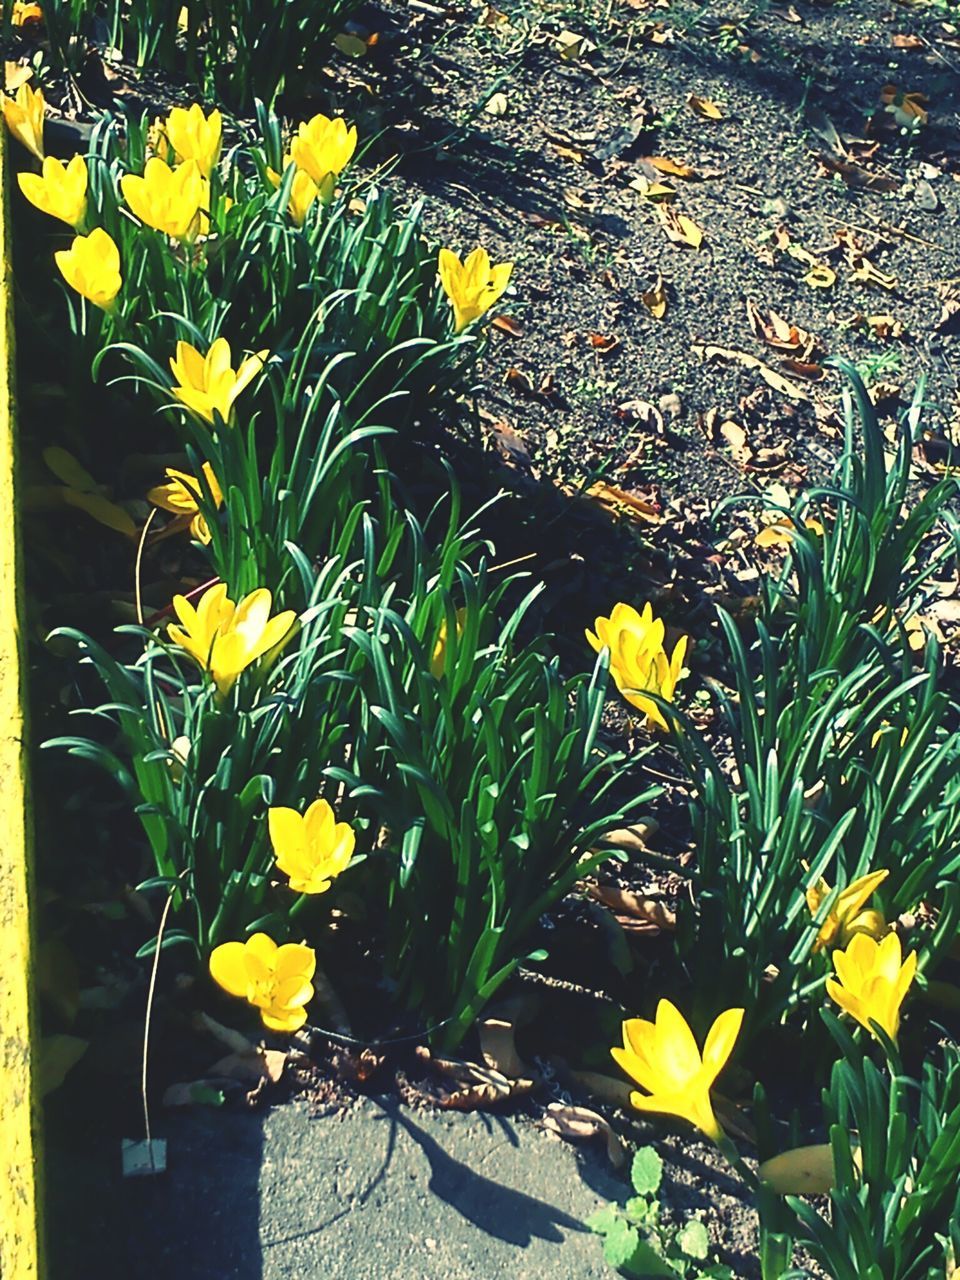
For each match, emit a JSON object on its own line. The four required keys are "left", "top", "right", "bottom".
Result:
{"left": 7, "top": 86, "right": 645, "bottom": 1054}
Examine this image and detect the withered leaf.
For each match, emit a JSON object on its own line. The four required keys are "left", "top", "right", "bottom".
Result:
{"left": 616, "top": 400, "right": 665, "bottom": 435}
{"left": 656, "top": 205, "right": 703, "bottom": 249}
{"left": 491, "top": 314, "right": 524, "bottom": 337}
{"left": 687, "top": 94, "right": 724, "bottom": 120}
{"left": 589, "top": 333, "right": 620, "bottom": 353}
{"left": 693, "top": 344, "right": 811, "bottom": 401}
{"left": 641, "top": 273, "right": 667, "bottom": 318}
{"left": 586, "top": 481, "right": 661, "bottom": 523}
{"left": 542, "top": 1103, "right": 626, "bottom": 1168}
{"left": 649, "top": 155, "right": 698, "bottom": 179}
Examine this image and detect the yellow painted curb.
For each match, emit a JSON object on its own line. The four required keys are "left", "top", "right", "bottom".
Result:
{"left": 0, "top": 127, "right": 44, "bottom": 1280}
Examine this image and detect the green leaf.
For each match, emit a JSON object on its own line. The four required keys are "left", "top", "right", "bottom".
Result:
{"left": 632, "top": 1147, "right": 664, "bottom": 1195}
{"left": 603, "top": 1219, "right": 642, "bottom": 1269}
{"left": 677, "top": 1220, "right": 710, "bottom": 1260}
{"left": 586, "top": 1205, "right": 621, "bottom": 1236}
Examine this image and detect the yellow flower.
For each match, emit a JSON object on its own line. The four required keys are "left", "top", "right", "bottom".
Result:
{"left": 268, "top": 799, "right": 356, "bottom": 895}
{"left": 612, "top": 1000, "right": 744, "bottom": 1144}
{"left": 430, "top": 608, "right": 467, "bottom": 679}
{"left": 2, "top": 82, "right": 44, "bottom": 160}
{"left": 147, "top": 462, "right": 223, "bottom": 544}
{"left": 870, "top": 722, "right": 909, "bottom": 750}
{"left": 18, "top": 153, "right": 87, "bottom": 229}
{"left": 162, "top": 103, "right": 222, "bottom": 178}
{"left": 167, "top": 582, "right": 296, "bottom": 696}
{"left": 54, "top": 228, "right": 122, "bottom": 310}
{"left": 120, "top": 156, "right": 205, "bottom": 238}
{"left": 806, "top": 868, "right": 889, "bottom": 954}
{"left": 438, "top": 246, "right": 513, "bottom": 334}
{"left": 826, "top": 931, "right": 917, "bottom": 1043}
{"left": 12, "top": 2, "right": 44, "bottom": 26}
{"left": 209, "top": 932, "right": 315, "bottom": 1033}
{"left": 266, "top": 159, "right": 319, "bottom": 226}
{"left": 288, "top": 113, "right": 357, "bottom": 202}
{"left": 169, "top": 337, "right": 267, "bottom": 425}
{"left": 586, "top": 602, "right": 687, "bottom": 731}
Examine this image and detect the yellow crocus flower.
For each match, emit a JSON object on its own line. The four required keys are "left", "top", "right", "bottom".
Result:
{"left": 54, "top": 228, "right": 122, "bottom": 310}
{"left": 147, "top": 462, "right": 223, "bottom": 544}
{"left": 806, "top": 868, "right": 889, "bottom": 953}
{"left": 209, "top": 932, "right": 315, "bottom": 1032}
{"left": 826, "top": 931, "right": 917, "bottom": 1043}
{"left": 2, "top": 81, "right": 44, "bottom": 160}
{"left": 18, "top": 153, "right": 87, "bottom": 228}
{"left": 268, "top": 799, "right": 355, "bottom": 895}
{"left": 586, "top": 602, "right": 687, "bottom": 732}
{"left": 266, "top": 159, "right": 319, "bottom": 226}
{"left": 169, "top": 337, "right": 267, "bottom": 425}
{"left": 12, "top": 2, "right": 45, "bottom": 25}
{"left": 612, "top": 999, "right": 744, "bottom": 1144}
{"left": 288, "top": 113, "right": 357, "bottom": 203}
{"left": 163, "top": 103, "right": 222, "bottom": 178}
{"left": 430, "top": 607, "right": 467, "bottom": 679}
{"left": 438, "top": 246, "right": 513, "bottom": 334}
{"left": 120, "top": 156, "right": 205, "bottom": 238}
{"left": 167, "top": 582, "right": 296, "bottom": 696}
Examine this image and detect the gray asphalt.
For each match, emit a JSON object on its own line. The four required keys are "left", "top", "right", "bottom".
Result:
{"left": 49, "top": 1096, "right": 626, "bottom": 1279}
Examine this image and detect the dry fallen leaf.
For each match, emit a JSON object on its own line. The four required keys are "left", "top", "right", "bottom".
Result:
{"left": 818, "top": 154, "right": 900, "bottom": 193}
{"left": 849, "top": 256, "right": 897, "bottom": 291}
{"left": 586, "top": 884, "right": 677, "bottom": 934}
{"left": 505, "top": 366, "right": 535, "bottom": 396}
{"left": 804, "top": 264, "right": 836, "bottom": 289}
{"left": 586, "top": 481, "right": 661, "bottom": 523}
{"left": 891, "top": 33, "right": 924, "bottom": 49}
{"left": 641, "top": 273, "right": 668, "bottom": 318}
{"left": 491, "top": 314, "right": 524, "bottom": 337}
{"left": 693, "top": 344, "right": 810, "bottom": 401}
{"left": 485, "top": 91, "right": 508, "bottom": 116}
{"left": 542, "top": 1103, "right": 626, "bottom": 1168}
{"left": 687, "top": 94, "right": 724, "bottom": 120}
{"left": 649, "top": 155, "right": 698, "bottom": 179}
{"left": 589, "top": 332, "right": 620, "bottom": 354}
{"left": 656, "top": 204, "right": 703, "bottom": 249}
{"left": 478, "top": 995, "right": 540, "bottom": 1080}
{"left": 616, "top": 400, "right": 665, "bottom": 436}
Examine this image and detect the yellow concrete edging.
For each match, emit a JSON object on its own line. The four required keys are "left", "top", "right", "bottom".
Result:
{"left": 0, "top": 126, "right": 44, "bottom": 1280}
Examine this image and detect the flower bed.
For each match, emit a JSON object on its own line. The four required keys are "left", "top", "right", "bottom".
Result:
{"left": 4, "top": 4, "right": 960, "bottom": 1278}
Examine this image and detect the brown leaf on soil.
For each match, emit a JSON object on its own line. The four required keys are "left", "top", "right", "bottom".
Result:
{"left": 693, "top": 345, "right": 810, "bottom": 401}
{"left": 505, "top": 366, "right": 535, "bottom": 396}
{"left": 656, "top": 205, "right": 703, "bottom": 249}
{"left": 478, "top": 995, "right": 540, "bottom": 1080}
{"left": 891, "top": 33, "right": 924, "bottom": 49}
{"left": 414, "top": 1046, "right": 535, "bottom": 1110}
{"left": 208, "top": 1048, "right": 289, "bottom": 1086}
{"left": 782, "top": 358, "right": 825, "bottom": 381}
{"left": 817, "top": 153, "right": 900, "bottom": 193}
{"left": 687, "top": 94, "right": 724, "bottom": 120}
{"left": 586, "top": 482, "right": 661, "bottom": 523}
{"left": 936, "top": 284, "right": 960, "bottom": 333}
{"left": 850, "top": 256, "right": 898, "bottom": 291}
{"left": 599, "top": 821, "right": 660, "bottom": 851}
{"left": 491, "top": 314, "right": 524, "bottom": 337}
{"left": 542, "top": 1103, "right": 627, "bottom": 1168}
{"left": 745, "top": 300, "right": 816, "bottom": 355}
{"left": 649, "top": 155, "right": 698, "bottom": 179}
{"left": 804, "top": 264, "right": 836, "bottom": 290}
{"left": 616, "top": 399, "right": 665, "bottom": 436}
{"left": 641, "top": 273, "right": 667, "bottom": 318}
{"left": 880, "top": 84, "right": 928, "bottom": 127}
{"left": 589, "top": 333, "right": 620, "bottom": 354}
{"left": 862, "top": 313, "right": 905, "bottom": 339}
{"left": 586, "top": 885, "right": 677, "bottom": 934}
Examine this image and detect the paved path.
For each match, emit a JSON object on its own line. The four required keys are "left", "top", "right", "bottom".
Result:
{"left": 49, "top": 1095, "right": 625, "bottom": 1279}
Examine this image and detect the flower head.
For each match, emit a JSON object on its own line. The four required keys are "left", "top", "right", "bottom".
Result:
{"left": 806, "top": 868, "right": 889, "bottom": 954}
{"left": 438, "top": 246, "right": 513, "bottom": 334}
{"left": 612, "top": 1000, "right": 744, "bottom": 1143}
{"left": 167, "top": 582, "right": 296, "bottom": 696}
{"left": 430, "top": 607, "right": 468, "bottom": 679}
{"left": 163, "top": 104, "right": 222, "bottom": 178}
{"left": 120, "top": 156, "right": 205, "bottom": 238}
{"left": 266, "top": 159, "right": 319, "bottom": 226}
{"left": 169, "top": 337, "right": 266, "bottom": 425}
{"left": 12, "top": 2, "right": 44, "bottom": 25}
{"left": 289, "top": 113, "right": 357, "bottom": 201}
{"left": 18, "top": 153, "right": 87, "bottom": 229}
{"left": 3, "top": 82, "right": 44, "bottom": 160}
{"left": 147, "top": 462, "right": 223, "bottom": 544}
{"left": 209, "top": 933, "right": 315, "bottom": 1032}
{"left": 268, "top": 799, "right": 355, "bottom": 895}
{"left": 586, "top": 602, "right": 687, "bottom": 731}
{"left": 54, "top": 228, "right": 121, "bottom": 310}
{"left": 826, "top": 931, "right": 917, "bottom": 1043}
